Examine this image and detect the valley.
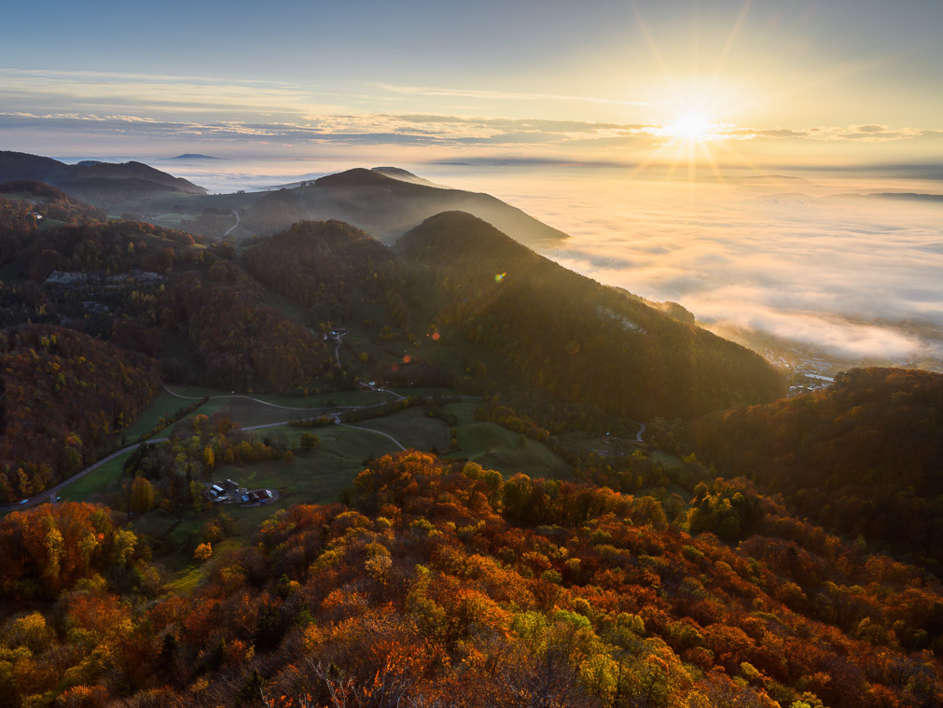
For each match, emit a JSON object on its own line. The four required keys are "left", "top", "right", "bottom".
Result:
{"left": 0, "top": 153, "right": 940, "bottom": 707}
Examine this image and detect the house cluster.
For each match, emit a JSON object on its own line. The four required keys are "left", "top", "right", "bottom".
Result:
{"left": 206, "top": 478, "right": 276, "bottom": 506}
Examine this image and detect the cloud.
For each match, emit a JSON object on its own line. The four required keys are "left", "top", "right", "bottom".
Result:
{"left": 3, "top": 68, "right": 942, "bottom": 157}
{"left": 373, "top": 83, "right": 649, "bottom": 107}
{"left": 531, "top": 175, "right": 943, "bottom": 366}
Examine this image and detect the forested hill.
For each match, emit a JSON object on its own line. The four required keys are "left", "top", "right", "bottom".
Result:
{"left": 0, "top": 325, "right": 160, "bottom": 501}
{"left": 0, "top": 196, "right": 334, "bottom": 397}
{"left": 3, "top": 451, "right": 943, "bottom": 705}
{"left": 243, "top": 219, "right": 395, "bottom": 313}
{"left": 0, "top": 151, "right": 206, "bottom": 210}
{"left": 396, "top": 211, "right": 785, "bottom": 419}
{"left": 691, "top": 367, "right": 943, "bottom": 572}
{"left": 238, "top": 167, "right": 570, "bottom": 246}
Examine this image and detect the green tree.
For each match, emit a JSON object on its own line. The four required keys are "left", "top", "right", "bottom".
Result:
{"left": 300, "top": 432, "right": 320, "bottom": 452}
{"left": 129, "top": 476, "right": 155, "bottom": 514}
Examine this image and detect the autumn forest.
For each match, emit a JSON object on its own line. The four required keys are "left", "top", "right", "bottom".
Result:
{"left": 0, "top": 158, "right": 941, "bottom": 708}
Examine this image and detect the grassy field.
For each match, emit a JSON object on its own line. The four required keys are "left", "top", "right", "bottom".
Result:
{"left": 449, "top": 421, "right": 572, "bottom": 480}
{"left": 348, "top": 406, "right": 450, "bottom": 451}
{"left": 123, "top": 392, "right": 206, "bottom": 440}
{"left": 443, "top": 400, "right": 480, "bottom": 424}
{"left": 54, "top": 389, "right": 571, "bottom": 593}
{"left": 58, "top": 451, "right": 132, "bottom": 502}
{"left": 164, "top": 384, "right": 395, "bottom": 408}
{"left": 162, "top": 538, "right": 244, "bottom": 595}
{"left": 144, "top": 423, "right": 406, "bottom": 591}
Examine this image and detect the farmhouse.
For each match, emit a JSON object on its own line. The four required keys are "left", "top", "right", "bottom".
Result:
{"left": 241, "top": 488, "right": 275, "bottom": 506}
{"left": 206, "top": 478, "right": 245, "bottom": 503}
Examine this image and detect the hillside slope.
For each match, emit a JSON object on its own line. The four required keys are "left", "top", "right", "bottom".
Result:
{"left": 3, "top": 452, "right": 942, "bottom": 705}
{"left": 243, "top": 219, "right": 395, "bottom": 313}
{"left": 0, "top": 325, "right": 160, "bottom": 501}
{"left": 0, "top": 210, "right": 333, "bottom": 393}
{"left": 691, "top": 367, "right": 943, "bottom": 571}
{"left": 396, "top": 211, "right": 785, "bottom": 420}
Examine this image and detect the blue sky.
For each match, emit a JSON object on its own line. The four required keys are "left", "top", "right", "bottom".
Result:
{"left": 2, "top": 0, "right": 942, "bottom": 163}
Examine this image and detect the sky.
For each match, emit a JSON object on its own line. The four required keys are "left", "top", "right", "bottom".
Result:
{"left": 3, "top": 0, "right": 943, "bottom": 371}
{"left": 2, "top": 0, "right": 943, "bottom": 165}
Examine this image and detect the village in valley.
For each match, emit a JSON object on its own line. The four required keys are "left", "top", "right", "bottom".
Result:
{"left": 205, "top": 477, "right": 276, "bottom": 506}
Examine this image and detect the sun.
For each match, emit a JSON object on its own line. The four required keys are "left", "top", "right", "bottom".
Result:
{"left": 664, "top": 110, "right": 715, "bottom": 142}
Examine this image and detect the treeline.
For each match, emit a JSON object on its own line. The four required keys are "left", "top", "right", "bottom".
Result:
{"left": 291, "top": 395, "right": 429, "bottom": 428}
{"left": 0, "top": 326, "right": 160, "bottom": 501}
{"left": 0, "top": 211, "right": 196, "bottom": 282}
{"left": 2, "top": 451, "right": 943, "bottom": 705}
{"left": 690, "top": 367, "right": 943, "bottom": 574}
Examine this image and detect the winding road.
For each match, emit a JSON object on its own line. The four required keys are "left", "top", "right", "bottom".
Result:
{"left": 340, "top": 423, "right": 406, "bottom": 451}
{"left": 223, "top": 209, "right": 240, "bottom": 237}
{"left": 2, "top": 387, "right": 410, "bottom": 513}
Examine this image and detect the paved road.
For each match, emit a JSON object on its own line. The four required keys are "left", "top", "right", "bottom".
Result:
{"left": 2, "top": 388, "right": 410, "bottom": 513}
{"left": 0, "top": 436, "right": 168, "bottom": 514}
{"left": 223, "top": 209, "right": 240, "bottom": 237}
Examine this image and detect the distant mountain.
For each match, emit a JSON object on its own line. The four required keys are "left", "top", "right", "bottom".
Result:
{"left": 239, "top": 167, "right": 568, "bottom": 246}
{"left": 0, "top": 151, "right": 206, "bottom": 211}
{"left": 370, "top": 166, "right": 437, "bottom": 186}
{"left": 0, "top": 155, "right": 565, "bottom": 245}
{"left": 171, "top": 153, "right": 218, "bottom": 160}
{"left": 868, "top": 191, "right": 943, "bottom": 203}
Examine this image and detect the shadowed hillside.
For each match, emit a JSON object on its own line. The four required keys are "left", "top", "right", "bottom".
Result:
{"left": 0, "top": 325, "right": 160, "bottom": 500}
{"left": 238, "top": 167, "right": 569, "bottom": 246}
{"left": 0, "top": 151, "right": 206, "bottom": 211}
{"left": 243, "top": 219, "right": 395, "bottom": 313}
{"left": 691, "top": 367, "right": 943, "bottom": 572}
{"left": 396, "top": 211, "right": 785, "bottom": 419}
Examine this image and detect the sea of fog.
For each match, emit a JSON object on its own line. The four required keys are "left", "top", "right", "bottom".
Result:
{"left": 121, "top": 155, "right": 943, "bottom": 375}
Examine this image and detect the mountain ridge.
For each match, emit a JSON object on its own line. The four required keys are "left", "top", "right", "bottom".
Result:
{"left": 0, "top": 151, "right": 207, "bottom": 210}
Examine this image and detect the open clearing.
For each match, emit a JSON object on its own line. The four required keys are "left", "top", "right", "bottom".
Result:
{"left": 450, "top": 421, "right": 571, "bottom": 480}
{"left": 49, "top": 384, "right": 573, "bottom": 593}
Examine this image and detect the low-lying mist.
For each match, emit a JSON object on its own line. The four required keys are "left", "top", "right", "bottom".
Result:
{"left": 425, "top": 165, "right": 943, "bottom": 374}
{"left": 161, "top": 156, "right": 943, "bottom": 374}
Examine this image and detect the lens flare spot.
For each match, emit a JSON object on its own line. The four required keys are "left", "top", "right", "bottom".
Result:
{"left": 495, "top": 272, "right": 507, "bottom": 282}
